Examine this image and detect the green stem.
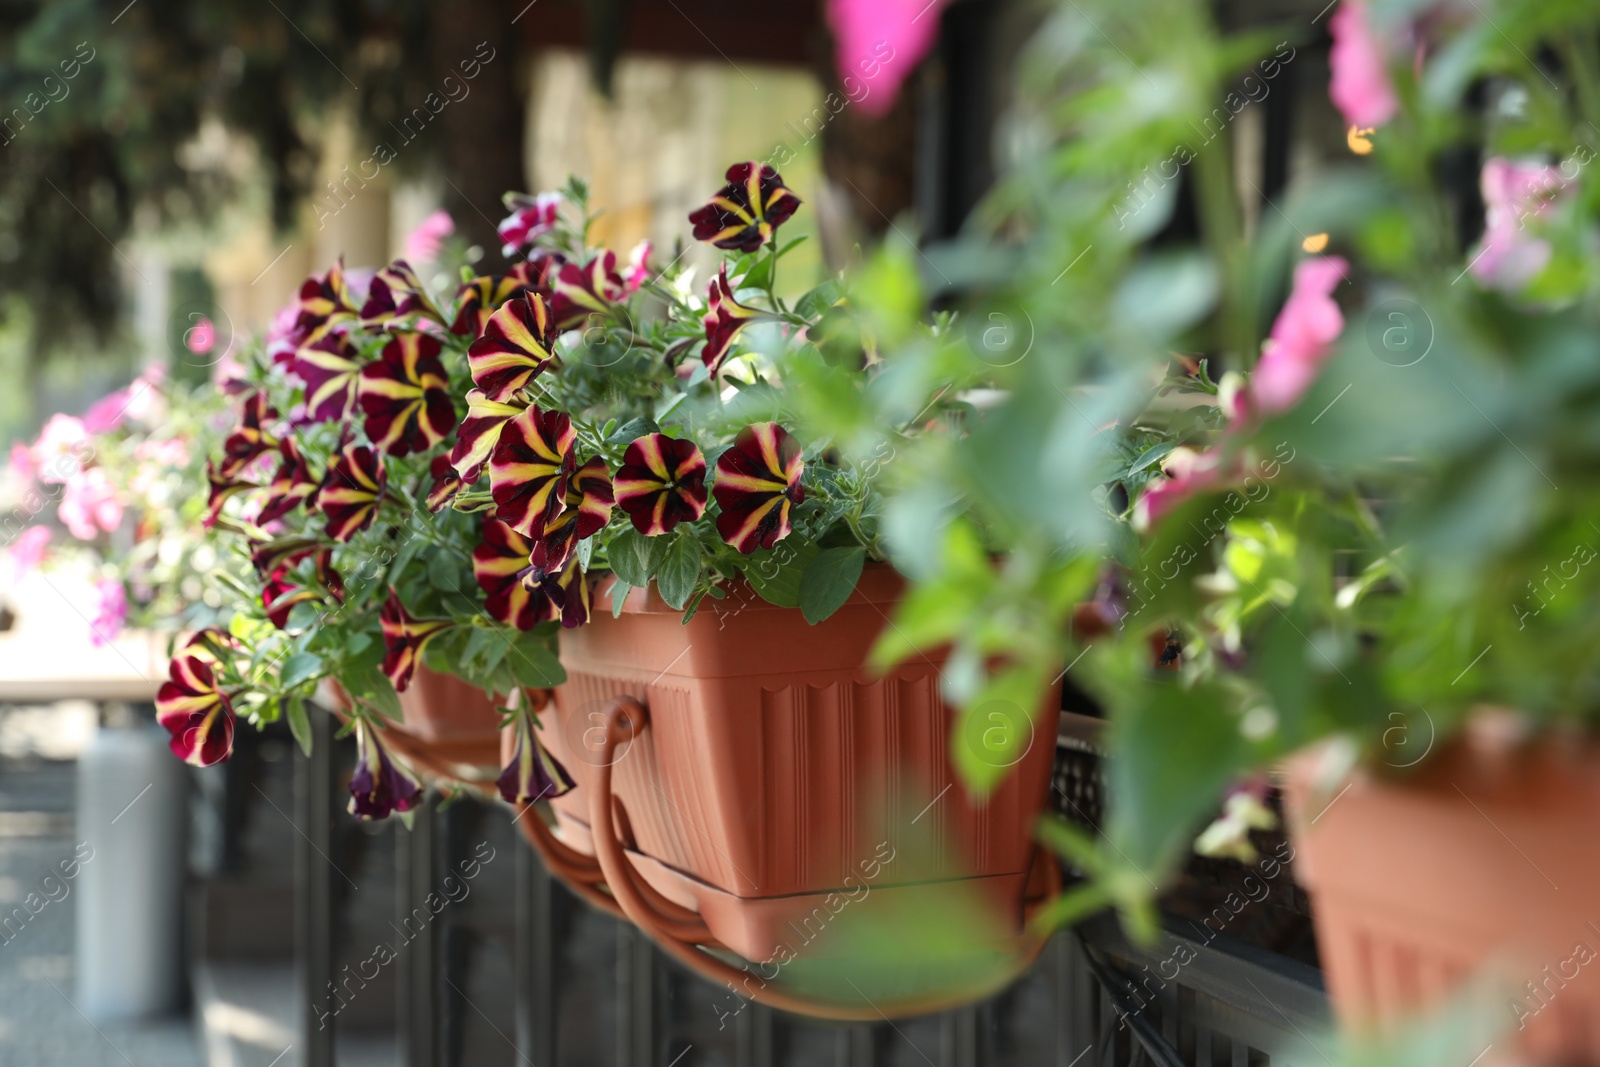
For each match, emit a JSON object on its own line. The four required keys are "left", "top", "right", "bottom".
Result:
{"left": 1191, "top": 129, "right": 1254, "bottom": 369}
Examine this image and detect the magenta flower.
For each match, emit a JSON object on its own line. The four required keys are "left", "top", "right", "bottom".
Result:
{"left": 32, "top": 414, "right": 88, "bottom": 484}
{"left": 59, "top": 469, "right": 124, "bottom": 540}
{"left": 89, "top": 578, "right": 128, "bottom": 647}
{"left": 826, "top": 0, "right": 939, "bottom": 118}
{"left": 1250, "top": 256, "right": 1348, "bottom": 416}
{"left": 403, "top": 209, "right": 455, "bottom": 264}
{"left": 498, "top": 192, "right": 563, "bottom": 257}
{"left": 624, "top": 240, "right": 652, "bottom": 293}
{"left": 5, "top": 526, "right": 51, "bottom": 583}
{"left": 82, "top": 389, "right": 132, "bottom": 434}
{"left": 1132, "top": 447, "right": 1229, "bottom": 531}
{"left": 1469, "top": 158, "right": 1567, "bottom": 291}
{"left": 1328, "top": 0, "right": 1398, "bottom": 130}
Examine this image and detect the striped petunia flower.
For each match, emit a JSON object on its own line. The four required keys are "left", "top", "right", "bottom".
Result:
{"left": 218, "top": 392, "right": 281, "bottom": 479}
{"left": 712, "top": 423, "right": 806, "bottom": 553}
{"left": 204, "top": 460, "right": 255, "bottom": 528}
{"left": 497, "top": 191, "right": 563, "bottom": 257}
{"left": 529, "top": 456, "right": 613, "bottom": 575}
{"left": 497, "top": 707, "right": 576, "bottom": 805}
{"left": 425, "top": 455, "right": 464, "bottom": 513}
{"left": 257, "top": 439, "right": 318, "bottom": 525}
{"left": 449, "top": 389, "right": 527, "bottom": 485}
{"left": 520, "top": 554, "right": 592, "bottom": 629}
{"left": 548, "top": 252, "right": 626, "bottom": 329}
{"left": 156, "top": 632, "right": 236, "bottom": 766}
{"left": 294, "top": 258, "right": 362, "bottom": 348}
{"left": 260, "top": 546, "right": 343, "bottom": 629}
{"left": 262, "top": 565, "right": 322, "bottom": 629}
{"left": 358, "top": 333, "right": 459, "bottom": 457}
{"left": 318, "top": 444, "right": 387, "bottom": 542}
{"left": 295, "top": 334, "right": 366, "bottom": 424}
{"left": 488, "top": 405, "right": 576, "bottom": 539}
{"left": 450, "top": 273, "right": 532, "bottom": 338}
{"left": 379, "top": 587, "right": 455, "bottom": 692}
{"left": 689, "top": 162, "right": 802, "bottom": 252}
{"left": 701, "top": 266, "right": 763, "bottom": 374}
{"left": 358, "top": 259, "right": 443, "bottom": 331}
{"left": 348, "top": 718, "right": 423, "bottom": 820}
{"left": 473, "top": 518, "right": 557, "bottom": 630}
{"left": 613, "top": 434, "right": 707, "bottom": 536}
{"left": 467, "top": 293, "right": 558, "bottom": 402}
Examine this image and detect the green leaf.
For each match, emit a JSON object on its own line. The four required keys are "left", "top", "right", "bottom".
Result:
{"left": 950, "top": 661, "right": 1053, "bottom": 797}
{"left": 286, "top": 696, "right": 313, "bottom": 757}
{"left": 608, "top": 528, "right": 666, "bottom": 588}
{"left": 799, "top": 546, "right": 866, "bottom": 624}
{"left": 280, "top": 651, "right": 324, "bottom": 691}
{"left": 507, "top": 633, "right": 566, "bottom": 688}
{"left": 610, "top": 580, "right": 632, "bottom": 619}
{"left": 743, "top": 540, "right": 820, "bottom": 608}
{"left": 655, "top": 531, "right": 702, "bottom": 610}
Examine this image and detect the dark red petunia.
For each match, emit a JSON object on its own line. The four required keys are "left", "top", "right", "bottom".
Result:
{"left": 529, "top": 555, "right": 592, "bottom": 629}
{"left": 529, "top": 456, "right": 613, "bottom": 576}
{"left": 218, "top": 392, "right": 281, "bottom": 479}
{"left": 497, "top": 191, "right": 563, "bottom": 257}
{"left": 450, "top": 273, "right": 532, "bottom": 338}
{"left": 712, "top": 423, "right": 806, "bottom": 553}
{"left": 358, "top": 333, "right": 459, "bottom": 457}
{"left": 257, "top": 439, "right": 318, "bottom": 525}
{"left": 548, "top": 252, "right": 626, "bottom": 329}
{"left": 156, "top": 632, "right": 236, "bottom": 766}
{"left": 204, "top": 460, "right": 255, "bottom": 528}
{"left": 294, "top": 334, "right": 365, "bottom": 424}
{"left": 689, "top": 162, "right": 802, "bottom": 252}
{"left": 379, "top": 587, "right": 455, "bottom": 693}
{"left": 348, "top": 718, "right": 423, "bottom": 820}
{"left": 358, "top": 259, "right": 443, "bottom": 330}
{"left": 472, "top": 518, "right": 556, "bottom": 631}
{"left": 262, "top": 566, "right": 321, "bottom": 629}
{"left": 318, "top": 444, "right": 387, "bottom": 542}
{"left": 426, "top": 454, "right": 464, "bottom": 513}
{"left": 260, "top": 546, "right": 343, "bottom": 629}
{"left": 293, "top": 258, "right": 362, "bottom": 349}
{"left": 467, "top": 293, "right": 558, "bottom": 402}
{"left": 498, "top": 706, "right": 576, "bottom": 805}
{"left": 701, "top": 265, "right": 764, "bottom": 374}
{"left": 487, "top": 405, "right": 576, "bottom": 539}
{"left": 613, "top": 434, "right": 707, "bottom": 536}
{"left": 449, "top": 390, "right": 527, "bottom": 485}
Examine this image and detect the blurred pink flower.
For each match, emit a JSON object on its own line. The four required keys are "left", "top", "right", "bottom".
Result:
{"left": 403, "top": 210, "right": 455, "bottom": 264}
{"left": 624, "top": 240, "right": 653, "bottom": 292}
{"left": 1133, "top": 447, "right": 1228, "bottom": 531}
{"left": 1250, "top": 256, "right": 1348, "bottom": 415}
{"left": 90, "top": 578, "right": 128, "bottom": 646}
{"left": 827, "top": 0, "right": 940, "bottom": 118}
{"left": 266, "top": 303, "right": 302, "bottom": 368}
{"left": 59, "top": 468, "right": 123, "bottom": 541}
{"left": 82, "top": 389, "right": 131, "bottom": 434}
{"left": 186, "top": 317, "right": 216, "bottom": 355}
{"left": 1469, "top": 157, "right": 1566, "bottom": 291}
{"left": 33, "top": 414, "right": 89, "bottom": 484}
{"left": 1329, "top": 0, "right": 1398, "bottom": 129}
{"left": 9, "top": 441, "right": 36, "bottom": 488}
{"left": 5, "top": 526, "right": 51, "bottom": 583}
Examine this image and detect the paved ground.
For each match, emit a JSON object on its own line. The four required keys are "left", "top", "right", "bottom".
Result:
{"left": 0, "top": 726, "right": 204, "bottom": 1067}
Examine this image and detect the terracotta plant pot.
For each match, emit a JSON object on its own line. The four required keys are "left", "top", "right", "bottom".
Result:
{"left": 530, "top": 566, "right": 1063, "bottom": 968}
{"left": 394, "top": 666, "right": 503, "bottom": 745}
{"left": 1284, "top": 727, "right": 1600, "bottom": 1063}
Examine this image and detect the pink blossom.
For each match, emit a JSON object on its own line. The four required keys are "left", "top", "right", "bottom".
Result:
{"left": 9, "top": 442, "right": 36, "bottom": 488}
{"left": 32, "top": 414, "right": 89, "bottom": 484}
{"left": 58, "top": 468, "right": 123, "bottom": 541}
{"left": 1250, "top": 256, "right": 1348, "bottom": 415}
{"left": 497, "top": 193, "right": 563, "bottom": 257}
{"left": 266, "top": 302, "right": 302, "bottom": 368}
{"left": 624, "top": 240, "right": 653, "bottom": 292}
{"left": 89, "top": 578, "right": 128, "bottom": 646}
{"left": 403, "top": 210, "right": 455, "bottom": 264}
{"left": 124, "top": 367, "right": 164, "bottom": 423}
{"left": 1469, "top": 158, "right": 1566, "bottom": 291}
{"left": 1132, "top": 447, "right": 1229, "bottom": 531}
{"left": 82, "top": 389, "right": 132, "bottom": 433}
{"left": 1329, "top": 1, "right": 1398, "bottom": 129}
{"left": 186, "top": 317, "right": 216, "bottom": 355}
{"left": 5, "top": 526, "right": 51, "bottom": 583}
{"left": 826, "top": 0, "right": 936, "bottom": 118}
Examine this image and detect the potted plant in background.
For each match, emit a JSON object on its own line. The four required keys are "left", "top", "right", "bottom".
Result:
{"left": 800, "top": 0, "right": 1600, "bottom": 1057}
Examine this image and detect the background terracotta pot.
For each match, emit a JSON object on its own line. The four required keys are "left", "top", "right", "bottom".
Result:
{"left": 529, "top": 565, "right": 1062, "bottom": 963}
{"left": 1284, "top": 729, "right": 1600, "bottom": 1063}
{"left": 393, "top": 665, "right": 503, "bottom": 745}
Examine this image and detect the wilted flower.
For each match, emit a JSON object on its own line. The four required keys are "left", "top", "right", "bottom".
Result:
{"left": 1328, "top": 0, "right": 1398, "bottom": 130}
{"left": 473, "top": 518, "right": 554, "bottom": 630}
{"left": 467, "top": 293, "right": 558, "bottom": 402}
{"left": 358, "top": 333, "right": 459, "bottom": 456}
{"left": 613, "top": 434, "right": 707, "bottom": 536}
{"left": 156, "top": 632, "right": 236, "bottom": 766}
{"left": 498, "top": 191, "right": 563, "bottom": 257}
{"left": 488, "top": 405, "right": 576, "bottom": 538}
{"left": 701, "top": 265, "right": 763, "bottom": 373}
{"left": 1469, "top": 158, "right": 1567, "bottom": 291}
{"left": 1250, "top": 256, "right": 1348, "bottom": 415}
{"left": 689, "top": 162, "right": 802, "bottom": 252}
{"left": 498, "top": 708, "right": 576, "bottom": 805}
{"left": 318, "top": 444, "right": 388, "bottom": 542}
{"left": 296, "top": 334, "right": 366, "bottom": 424}
{"left": 712, "top": 423, "right": 805, "bottom": 553}
{"left": 379, "top": 588, "right": 455, "bottom": 692}
{"left": 348, "top": 718, "right": 423, "bottom": 820}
